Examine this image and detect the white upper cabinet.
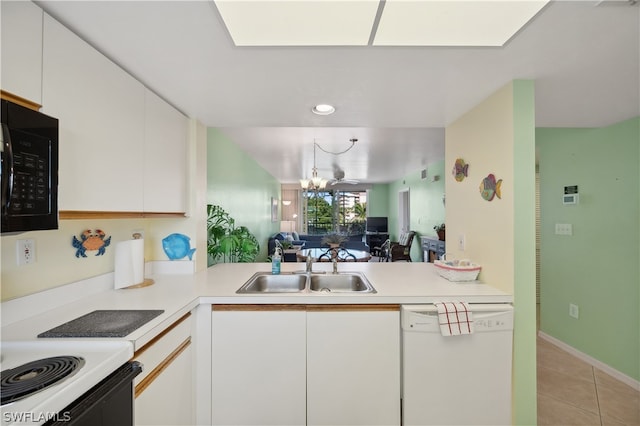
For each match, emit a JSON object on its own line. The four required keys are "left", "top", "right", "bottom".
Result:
{"left": 1, "top": 3, "right": 191, "bottom": 214}
{"left": 42, "top": 13, "right": 145, "bottom": 212}
{"left": 1, "top": 1, "right": 43, "bottom": 104}
{"left": 143, "top": 89, "right": 188, "bottom": 213}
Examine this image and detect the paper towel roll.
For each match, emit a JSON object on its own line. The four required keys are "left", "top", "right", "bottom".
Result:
{"left": 114, "top": 238, "right": 145, "bottom": 289}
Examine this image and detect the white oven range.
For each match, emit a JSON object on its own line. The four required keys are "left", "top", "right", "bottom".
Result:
{"left": 1, "top": 340, "right": 133, "bottom": 426}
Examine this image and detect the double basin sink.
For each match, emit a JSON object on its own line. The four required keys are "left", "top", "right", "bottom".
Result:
{"left": 237, "top": 272, "right": 376, "bottom": 294}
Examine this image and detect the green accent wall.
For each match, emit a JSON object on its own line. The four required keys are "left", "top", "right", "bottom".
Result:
{"left": 512, "top": 80, "right": 538, "bottom": 425}
{"left": 386, "top": 160, "right": 446, "bottom": 261}
{"left": 207, "top": 128, "right": 281, "bottom": 261}
{"left": 537, "top": 117, "right": 640, "bottom": 381}
{"left": 368, "top": 184, "right": 390, "bottom": 217}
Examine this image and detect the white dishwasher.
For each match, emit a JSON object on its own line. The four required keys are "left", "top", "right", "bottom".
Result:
{"left": 401, "top": 304, "right": 514, "bottom": 426}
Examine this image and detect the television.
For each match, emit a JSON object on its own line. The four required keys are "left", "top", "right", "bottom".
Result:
{"left": 366, "top": 217, "right": 388, "bottom": 233}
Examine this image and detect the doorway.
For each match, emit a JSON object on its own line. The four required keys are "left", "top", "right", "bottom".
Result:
{"left": 398, "top": 189, "right": 410, "bottom": 236}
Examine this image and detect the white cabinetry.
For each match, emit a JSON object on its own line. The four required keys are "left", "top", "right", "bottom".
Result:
{"left": 1, "top": 1, "right": 43, "bottom": 104}
{"left": 211, "top": 307, "right": 307, "bottom": 426}
{"left": 134, "top": 313, "right": 193, "bottom": 425}
{"left": 307, "top": 307, "right": 400, "bottom": 425}
{"left": 42, "top": 13, "right": 145, "bottom": 212}
{"left": 211, "top": 305, "right": 400, "bottom": 426}
{"left": 40, "top": 13, "right": 188, "bottom": 214}
{"left": 143, "top": 89, "right": 188, "bottom": 213}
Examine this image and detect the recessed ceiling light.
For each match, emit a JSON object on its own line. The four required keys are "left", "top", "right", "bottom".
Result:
{"left": 312, "top": 104, "right": 335, "bottom": 115}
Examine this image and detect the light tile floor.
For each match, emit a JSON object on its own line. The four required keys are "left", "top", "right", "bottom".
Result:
{"left": 537, "top": 335, "right": 640, "bottom": 425}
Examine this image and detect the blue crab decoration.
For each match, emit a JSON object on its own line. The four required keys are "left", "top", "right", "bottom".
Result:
{"left": 72, "top": 229, "right": 111, "bottom": 258}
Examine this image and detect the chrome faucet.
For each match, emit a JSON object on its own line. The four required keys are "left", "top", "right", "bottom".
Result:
{"left": 306, "top": 254, "right": 314, "bottom": 273}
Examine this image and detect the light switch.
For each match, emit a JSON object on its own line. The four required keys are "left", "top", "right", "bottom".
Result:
{"left": 555, "top": 223, "right": 573, "bottom": 236}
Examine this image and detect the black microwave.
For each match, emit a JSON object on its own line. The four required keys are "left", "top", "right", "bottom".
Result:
{"left": 1, "top": 99, "right": 59, "bottom": 234}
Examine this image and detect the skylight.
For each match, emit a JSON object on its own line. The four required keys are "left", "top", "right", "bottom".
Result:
{"left": 213, "top": 0, "right": 549, "bottom": 47}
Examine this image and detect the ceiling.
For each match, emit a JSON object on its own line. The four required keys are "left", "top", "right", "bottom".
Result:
{"left": 36, "top": 0, "right": 639, "bottom": 185}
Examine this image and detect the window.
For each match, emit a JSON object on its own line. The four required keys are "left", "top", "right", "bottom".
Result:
{"left": 303, "top": 190, "right": 367, "bottom": 235}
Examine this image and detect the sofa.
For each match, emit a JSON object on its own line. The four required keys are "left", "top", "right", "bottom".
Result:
{"left": 267, "top": 232, "right": 369, "bottom": 261}
{"left": 267, "top": 232, "right": 306, "bottom": 261}
{"left": 297, "top": 234, "right": 369, "bottom": 252}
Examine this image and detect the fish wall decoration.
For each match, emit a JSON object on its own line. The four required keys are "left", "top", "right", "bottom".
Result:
{"left": 162, "top": 233, "right": 196, "bottom": 260}
{"left": 452, "top": 158, "right": 469, "bottom": 182}
{"left": 479, "top": 174, "right": 503, "bottom": 201}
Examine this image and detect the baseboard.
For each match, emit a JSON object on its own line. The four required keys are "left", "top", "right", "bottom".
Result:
{"left": 538, "top": 331, "right": 640, "bottom": 391}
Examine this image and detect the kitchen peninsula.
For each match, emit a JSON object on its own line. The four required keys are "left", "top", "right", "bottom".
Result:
{"left": 1, "top": 262, "right": 512, "bottom": 426}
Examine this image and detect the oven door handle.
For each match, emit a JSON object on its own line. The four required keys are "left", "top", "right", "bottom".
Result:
{"left": 45, "top": 361, "right": 143, "bottom": 426}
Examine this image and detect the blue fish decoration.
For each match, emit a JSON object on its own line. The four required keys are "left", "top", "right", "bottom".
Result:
{"left": 162, "top": 233, "right": 196, "bottom": 260}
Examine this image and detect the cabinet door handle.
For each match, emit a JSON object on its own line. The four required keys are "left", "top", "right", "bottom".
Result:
{"left": 134, "top": 337, "right": 191, "bottom": 398}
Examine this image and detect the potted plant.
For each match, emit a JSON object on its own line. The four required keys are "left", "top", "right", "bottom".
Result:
{"left": 434, "top": 223, "right": 446, "bottom": 241}
{"left": 207, "top": 204, "right": 260, "bottom": 265}
{"left": 321, "top": 232, "right": 347, "bottom": 248}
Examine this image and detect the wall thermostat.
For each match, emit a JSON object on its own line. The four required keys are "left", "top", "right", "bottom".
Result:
{"left": 563, "top": 185, "right": 579, "bottom": 205}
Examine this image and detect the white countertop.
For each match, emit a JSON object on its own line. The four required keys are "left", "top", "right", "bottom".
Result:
{"left": 2, "top": 262, "right": 512, "bottom": 349}
{"left": 0, "top": 262, "right": 511, "bottom": 423}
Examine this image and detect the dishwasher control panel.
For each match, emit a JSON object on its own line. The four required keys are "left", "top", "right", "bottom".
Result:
{"left": 401, "top": 304, "right": 513, "bottom": 333}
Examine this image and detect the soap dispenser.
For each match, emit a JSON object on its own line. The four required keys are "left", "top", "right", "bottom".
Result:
{"left": 272, "top": 247, "right": 282, "bottom": 275}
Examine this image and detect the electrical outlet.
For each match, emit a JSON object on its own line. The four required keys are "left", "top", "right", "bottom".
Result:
{"left": 458, "top": 234, "right": 465, "bottom": 251}
{"left": 569, "top": 303, "right": 579, "bottom": 319}
{"left": 17, "top": 239, "right": 36, "bottom": 265}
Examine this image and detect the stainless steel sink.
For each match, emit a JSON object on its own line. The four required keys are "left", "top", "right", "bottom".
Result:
{"left": 309, "top": 273, "right": 376, "bottom": 293}
{"left": 236, "top": 272, "right": 376, "bottom": 294}
{"left": 236, "top": 272, "right": 307, "bottom": 293}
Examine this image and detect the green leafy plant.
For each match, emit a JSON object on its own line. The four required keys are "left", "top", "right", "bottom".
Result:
{"left": 207, "top": 204, "right": 259, "bottom": 265}
{"left": 321, "top": 232, "right": 347, "bottom": 247}
{"left": 280, "top": 240, "right": 293, "bottom": 250}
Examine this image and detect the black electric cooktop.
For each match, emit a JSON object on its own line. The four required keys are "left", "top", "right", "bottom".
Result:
{"left": 37, "top": 310, "right": 164, "bottom": 338}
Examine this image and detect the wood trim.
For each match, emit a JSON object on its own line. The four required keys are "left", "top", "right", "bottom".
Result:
{"left": 0, "top": 90, "right": 41, "bottom": 111}
{"left": 306, "top": 304, "right": 400, "bottom": 312}
{"left": 212, "top": 304, "right": 400, "bottom": 312}
{"left": 134, "top": 337, "right": 191, "bottom": 398}
{"left": 60, "top": 211, "right": 186, "bottom": 220}
{"left": 133, "top": 312, "right": 191, "bottom": 358}
{"left": 212, "top": 304, "right": 307, "bottom": 312}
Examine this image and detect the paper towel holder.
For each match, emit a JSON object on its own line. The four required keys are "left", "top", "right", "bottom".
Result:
{"left": 118, "top": 233, "right": 155, "bottom": 289}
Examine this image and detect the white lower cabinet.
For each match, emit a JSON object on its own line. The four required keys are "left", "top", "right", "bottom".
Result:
{"left": 134, "top": 313, "right": 193, "bottom": 425}
{"left": 211, "top": 305, "right": 400, "bottom": 426}
{"left": 211, "top": 306, "right": 307, "bottom": 426}
{"left": 306, "top": 307, "right": 401, "bottom": 426}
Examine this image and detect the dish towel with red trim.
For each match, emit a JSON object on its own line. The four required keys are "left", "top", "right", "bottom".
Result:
{"left": 435, "top": 302, "right": 474, "bottom": 336}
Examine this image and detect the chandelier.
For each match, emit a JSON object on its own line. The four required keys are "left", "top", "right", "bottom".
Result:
{"left": 300, "top": 142, "right": 327, "bottom": 191}
{"left": 300, "top": 139, "right": 357, "bottom": 191}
